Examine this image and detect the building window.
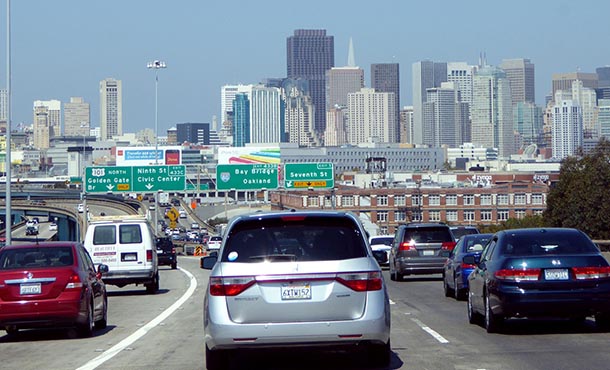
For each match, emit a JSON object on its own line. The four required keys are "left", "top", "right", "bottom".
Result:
{"left": 411, "top": 211, "right": 422, "bottom": 222}
{"left": 380, "top": 226, "right": 388, "bottom": 235}
{"left": 377, "top": 195, "right": 388, "bottom": 206}
{"left": 412, "top": 195, "right": 422, "bottom": 206}
{"left": 514, "top": 194, "right": 527, "bottom": 205}
{"left": 498, "top": 209, "right": 509, "bottom": 221}
{"left": 497, "top": 194, "right": 509, "bottom": 205}
{"left": 481, "top": 210, "right": 492, "bottom": 222}
{"left": 533, "top": 209, "right": 544, "bottom": 216}
{"left": 341, "top": 195, "right": 354, "bottom": 207}
{"left": 307, "top": 196, "right": 319, "bottom": 207}
{"left": 464, "top": 210, "right": 475, "bottom": 222}
{"left": 324, "top": 196, "right": 333, "bottom": 208}
{"left": 429, "top": 195, "right": 440, "bottom": 206}
{"left": 532, "top": 193, "right": 544, "bottom": 205}
{"left": 464, "top": 194, "right": 475, "bottom": 206}
{"left": 515, "top": 209, "right": 526, "bottom": 219}
{"left": 377, "top": 211, "right": 388, "bottom": 223}
{"left": 446, "top": 194, "right": 457, "bottom": 206}
{"left": 395, "top": 195, "right": 406, "bottom": 206}
{"left": 395, "top": 210, "right": 407, "bottom": 222}
{"left": 480, "top": 194, "right": 492, "bottom": 206}
{"left": 446, "top": 210, "right": 458, "bottom": 222}
{"left": 429, "top": 210, "right": 441, "bottom": 222}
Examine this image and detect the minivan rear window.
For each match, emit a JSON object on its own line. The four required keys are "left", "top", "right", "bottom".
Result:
{"left": 222, "top": 216, "right": 367, "bottom": 263}
{"left": 120, "top": 225, "right": 143, "bottom": 244}
{"left": 93, "top": 225, "right": 116, "bottom": 245}
{"left": 0, "top": 247, "right": 74, "bottom": 270}
{"left": 403, "top": 227, "right": 454, "bottom": 243}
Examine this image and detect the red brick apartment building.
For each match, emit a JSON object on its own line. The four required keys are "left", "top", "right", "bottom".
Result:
{"left": 270, "top": 172, "right": 559, "bottom": 235}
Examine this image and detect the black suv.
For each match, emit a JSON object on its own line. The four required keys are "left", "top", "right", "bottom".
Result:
{"left": 156, "top": 237, "right": 177, "bottom": 269}
{"left": 389, "top": 223, "right": 456, "bottom": 280}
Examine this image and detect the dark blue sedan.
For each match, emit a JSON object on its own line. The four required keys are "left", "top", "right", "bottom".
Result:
{"left": 443, "top": 233, "right": 493, "bottom": 300}
{"left": 466, "top": 228, "right": 610, "bottom": 333}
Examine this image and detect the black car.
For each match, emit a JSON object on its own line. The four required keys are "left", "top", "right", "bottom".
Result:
{"left": 466, "top": 228, "right": 610, "bottom": 333}
{"left": 156, "top": 237, "right": 177, "bottom": 269}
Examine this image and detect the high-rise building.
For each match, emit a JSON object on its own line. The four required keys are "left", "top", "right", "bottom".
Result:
{"left": 422, "top": 83, "right": 460, "bottom": 147}
{"left": 33, "top": 105, "right": 51, "bottom": 149}
{"left": 399, "top": 106, "right": 414, "bottom": 144}
{"left": 500, "top": 58, "right": 536, "bottom": 105}
{"left": 596, "top": 66, "right": 610, "bottom": 88}
{"left": 571, "top": 80, "right": 599, "bottom": 138}
{"left": 221, "top": 84, "right": 252, "bottom": 132}
{"left": 284, "top": 79, "right": 318, "bottom": 147}
{"left": 99, "top": 78, "right": 122, "bottom": 140}
{"left": 231, "top": 85, "right": 284, "bottom": 145}
{"left": 513, "top": 102, "right": 543, "bottom": 146}
{"left": 471, "top": 66, "right": 515, "bottom": 158}
{"left": 287, "top": 29, "right": 334, "bottom": 133}
{"left": 552, "top": 97, "right": 583, "bottom": 159}
{"left": 371, "top": 63, "right": 400, "bottom": 142}
{"left": 446, "top": 62, "right": 477, "bottom": 105}
{"left": 412, "top": 61, "right": 447, "bottom": 144}
{"left": 232, "top": 93, "right": 250, "bottom": 147}
{"left": 599, "top": 99, "right": 610, "bottom": 139}
{"left": 326, "top": 67, "right": 364, "bottom": 110}
{"left": 176, "top": 123, "right": 211, "bottom": 145}
{"left": 324, "top": 106, "right": 347, "bottom": 147}
{"left": 347, "top": 88, "right": 396, "bottom": 145}
{"left": 64, "top": 97, "right": 90, "bottom": 137}
{"left": 33, "top": 100, "right": 61, "bottom": 138}
{"left": 551, "top": 72, "right": 597, "bottom": 103}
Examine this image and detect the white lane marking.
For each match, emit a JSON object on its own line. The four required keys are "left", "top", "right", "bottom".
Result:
{"left": 76, "top": 267, "right": 198, "bottom": 370}
{"left": 389, "top": 299, "right": 396, "bottom": 305}
{"left": 410, "top": 317, "right": 450, "bottom": 344}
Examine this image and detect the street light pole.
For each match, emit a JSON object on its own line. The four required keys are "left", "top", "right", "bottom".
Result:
{"left": 80, "top": 122, "right": 88, "bottom": 233}
{"left": 147, "top": 60, "right": 166, "bottom": 235}
{"left": 5, "top": 0, "right": 11, "bottom": 245}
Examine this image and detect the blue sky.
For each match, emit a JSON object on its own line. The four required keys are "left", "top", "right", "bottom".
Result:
{"left": 1, "top": 0, "right": 609, "bottom": 134}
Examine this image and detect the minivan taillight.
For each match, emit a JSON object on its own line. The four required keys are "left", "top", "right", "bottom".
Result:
{"left": 336, "top": 271, "right": 383, "bottom": 291}
{"left": 495, "top": 268, "right": 541, "bottom": 281}
{"left": 399, "top": 241, "right": 416, "bottom": 251}
{"left": 573, "top": 266, "right": 610, "bottom": 280}
{"left": 441, "top": 241, "right": 457, "bottom": 251}
{"left": 146, "top": 250, "right": 153, "bottom": 262}
{"left": 65, "top": 273, "right": 83, "bottom": 290}
{"left": 209, "top": 276, "right": 256, "bottom": 296}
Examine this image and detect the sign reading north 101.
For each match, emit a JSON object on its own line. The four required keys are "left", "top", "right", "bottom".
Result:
{"left": 85, "top": 165, "right": 186, "bottom": 193}
{"left": 284, "top": 162, "right": 334, "bottom": 189}
{"left": 216, "top": 164, "right": 279, "bottom": 190}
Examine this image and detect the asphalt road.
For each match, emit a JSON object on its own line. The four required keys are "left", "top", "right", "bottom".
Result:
{"left": 4, "top": 257, "right": 610, "bottom": 370}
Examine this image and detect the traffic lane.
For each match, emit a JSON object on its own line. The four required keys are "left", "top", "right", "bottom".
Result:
{"left": 385, "top": 272, "right": 610, "bottom": 369}
{"left": 0, "top": 256, "right": 199, "bottom": 370}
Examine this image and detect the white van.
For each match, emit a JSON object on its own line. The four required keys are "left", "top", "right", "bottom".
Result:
{"left": 84, "top": 215, "right": 159, "bottom": 294}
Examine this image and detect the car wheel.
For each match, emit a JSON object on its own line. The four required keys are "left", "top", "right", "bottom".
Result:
{"left": 467, "top": 292, "right": 480, "bottom": 325}
{"left": 171, "top": 261, "right": 177, "bottom": 270}
{"left": 484, "top": 293, "right": 502, "bottom": 333}
{"left": 78, "top": 300, "right": 94, "bottom": 338}
{"left": 443, "top": 275, "right": 453, "bottom": 297}
{"left": 595, "top": 312, "right": 610, "bottom": 330}
{"left": 205, "top": 344, "right": 227, "bottom": 370}
{"left": 95, "top": 297, "right": 108, "bottom": 330}
{"left": 389, "top": 262, "right": 397, "bottom": 281}
{"left": 146, "top": 272, "right": 159, "bottom": 294}
{"left": 454, "top": 276, "right": 464, "bottom": 301}
{"left": 5, "top": 325, "right": 19, "bottom": 337}
{"left": 366, "top": 340, "right": 391, "bottom": 368}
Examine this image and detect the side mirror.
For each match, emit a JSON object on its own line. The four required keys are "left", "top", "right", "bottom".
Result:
{"left": 201, "top": 256, "right": 218, "bottom": 270}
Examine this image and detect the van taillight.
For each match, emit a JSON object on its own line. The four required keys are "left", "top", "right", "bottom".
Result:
{"left": 399, "top": 241, "right": 416, "bottom": 251}
{"left": 336, "top": 271, "right": 383, "bottom": 291}
{"left": 146, "top": 250, "right": 153, "bottom": 262}
{"left": 209, "top": 276, "right": 256, "bottom": 296}
{"left": 65, "top": 273, "right": 83, "bottom": 290}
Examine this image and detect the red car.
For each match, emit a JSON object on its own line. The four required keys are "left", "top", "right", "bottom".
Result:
{"left": 0, "top": 241, "right": 109, "bottom": 337}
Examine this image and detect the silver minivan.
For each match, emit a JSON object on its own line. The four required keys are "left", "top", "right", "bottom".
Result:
{"left": 201, "top": 210, "right": 391, "bottom": 370}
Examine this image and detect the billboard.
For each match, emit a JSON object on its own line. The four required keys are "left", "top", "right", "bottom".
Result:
{"left": 217, "top": 146, "right": 280, "bottom": 165}
{"left": 116, "top": 146, "right": 182, "bottom": 166}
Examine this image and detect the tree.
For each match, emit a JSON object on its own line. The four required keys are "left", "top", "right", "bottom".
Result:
{"left": 544, "top": 138, "right": 610, "bottom": 239}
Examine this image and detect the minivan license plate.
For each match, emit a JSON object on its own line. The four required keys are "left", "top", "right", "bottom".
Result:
{"left": 20, "top": 283, "right": 41, "bottom": 295}
{"left": 281, "top": 284, "right": 311, "bottom": 300}
{"left": 545, "top": 269, "right": 569, "bottom": 280}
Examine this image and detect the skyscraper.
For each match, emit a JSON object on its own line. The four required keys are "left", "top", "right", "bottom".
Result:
{"left": 412, "top": 61, "right": 447, "bottom": 144}
{"left": 284, "top": 79, "right": 318, "bottom": 147}
{"left": 287, "top": 29, "right": 334, "bottom": 132}
{"left": 326, "top": 67, "right": 364, "bottom": 110}
{"left": 371, "top": 63, "right": 400, "bottom": 142}
{"left": 500, "top": 58, "right": 536, "bottom": 105}
{"left": 551, "top": 72, "right": 597, "bottom": 103}
{"left": 33, "top": 105, "right": 51, "bottom": 149}
{"left": 552, "top": 98, "right": 583, "bottom": 159}
{"left": 33, "top": 100, "right": 61, "bottom": 138}
{"left": 99, "top": 78, "right": 122, "bottom": 140}
{"left": 221, "top": 84, "right": 252, "bottom": 132}
{"left": 232, "top": 93, "right": 250, "bottom": 147}
{"left": 514, "top": 102, "right": 543, "bottom": 145}
{"left": 471, "top": 66, "right": 514, "bottom": 158}
{"left": 446, "top": 62, "right": 476, "bottom": 105}
{"left": 64, "top": 97, "right": 90, "bottom": 137}
{"left": 347, "top": 88, "right": 396, "bottom": 145}
{"left": 176, "top": 123, "right": 211, "bottom": 145}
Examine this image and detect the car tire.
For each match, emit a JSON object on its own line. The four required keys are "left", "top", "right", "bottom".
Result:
{"left": 171, "top": 261, "right": 177, "bottom": 270}
{"left": 5, "top": 325, "right": 19, "bottom": 337}
{"left": 595, "top": 313, "right": 610, "bottom": 330}
{"left": 205, "top": 344, "right": 227, "bottom": 370}
{"left": 366, "top": 340, "right": 391, "bottom": 368}
{"left": 146, "top": 272, "right": 160, "bottom": 294}
{"left": 467, "top": 292, "right": 480, "bottom": 325}
{"left": 484, "top": 293, "right": 502, "bottom": 333}
{"left": 454, "top": 276, "right": 465, "bottom": 301}
{"left": 77, "top": 300, "right": 94, "bottom": 338}
{"left": 443, "top": 275, "right": 453, "bottom": 297}
{"left": 95, "top": 297, "right": 108, "bottom": 330}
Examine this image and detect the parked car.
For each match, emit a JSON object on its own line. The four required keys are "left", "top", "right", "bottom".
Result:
{"left": 0, "top": 241, "right": 109, "bottom": 337}
{"left": 443, "top": 233, "right": 493, "bottom": 300}
{"left": 200, "top": 211, "right": 391, "bottom": 369}
{"left": 206, "top": 236, "right": 222, "bottom": 251}
{"left": 156, "top": 237, "right": 177, "bottom": 269}
{"left": 389, "top": 222, "right": 457, "bottom": 280}
{"left": 466, "top": 228, "right": 610, "bottom": 333}
{"left": 369, "top": 235, "right": 394, "bottom": 267}
{"left": 450, "top": 226, "right": 480, "bottom": 241}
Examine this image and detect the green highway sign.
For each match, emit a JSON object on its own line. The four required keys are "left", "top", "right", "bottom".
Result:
{"left": 85, "top": 165, "right": 186, "bottom": 193}
{"left": 284, "top": 162, "right": 334, "bottom": 189}
{"left": 186, "top": 182, "right": 210, "bottom": 191}
{"left": 216, "top": 164, "right": 278, "bottom": 190}
{"left": 132, "top": 165, "right": 186, "bottom": 192}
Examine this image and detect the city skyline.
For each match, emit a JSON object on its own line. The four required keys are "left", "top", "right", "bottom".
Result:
{"left": 1, "top": 0, "right": 610, "bottom": 135}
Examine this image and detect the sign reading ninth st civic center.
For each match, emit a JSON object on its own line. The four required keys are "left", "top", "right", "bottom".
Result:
{"left": 85, "top": 165, "right": 186, "bottom": 193}
{"left": 216, "top": 164, "right": 278, "bottom": 190}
